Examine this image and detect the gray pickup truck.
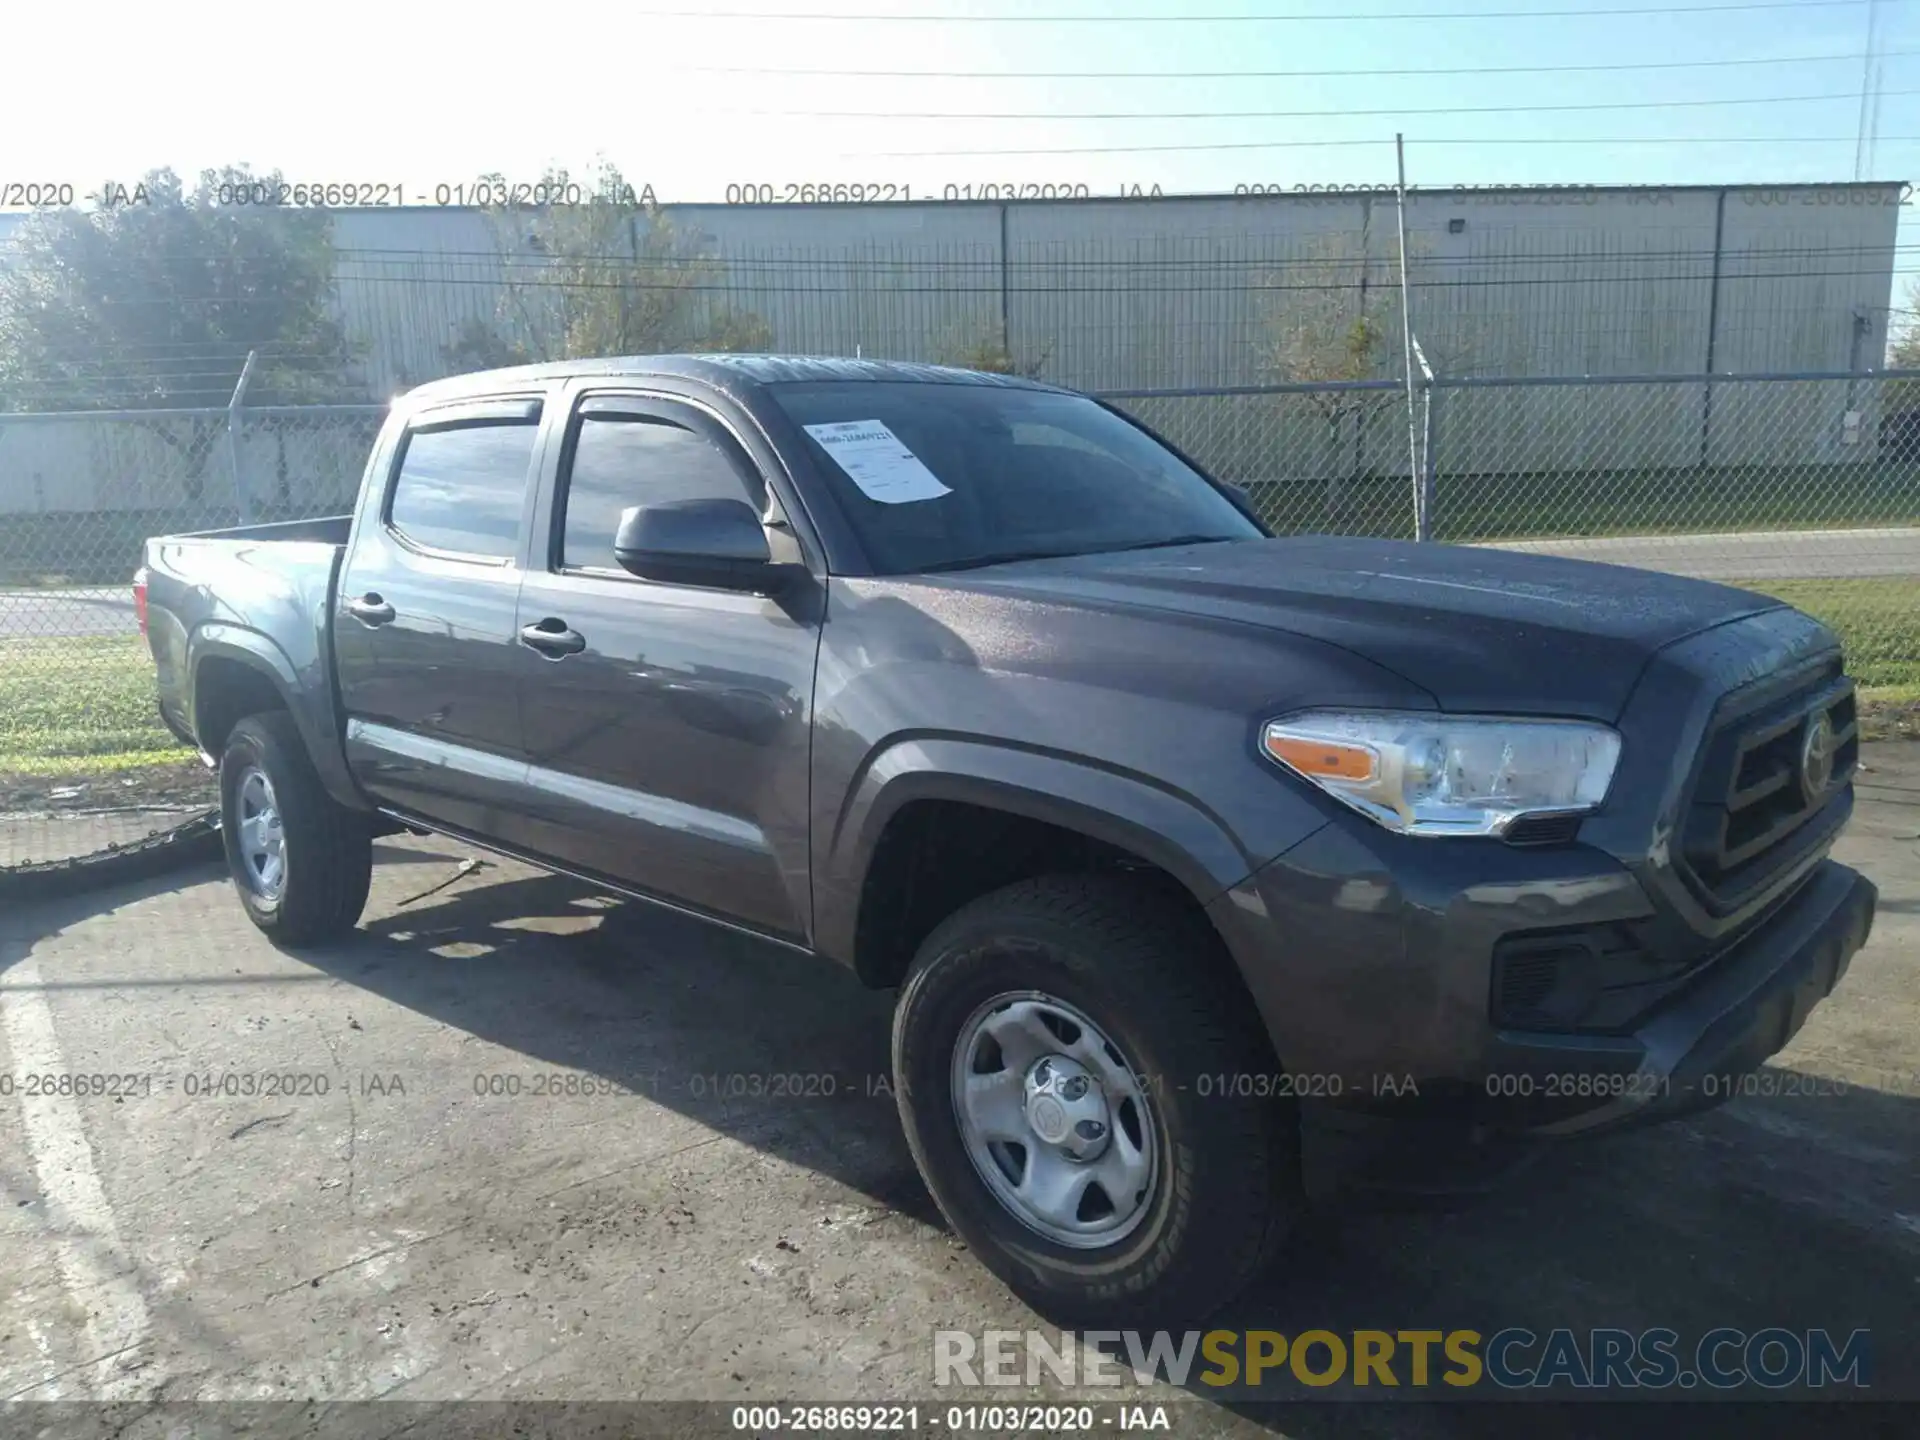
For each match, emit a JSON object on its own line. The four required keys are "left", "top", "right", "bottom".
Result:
{"left": 140, "top": 355, "right": 1875, "bottom": 1324}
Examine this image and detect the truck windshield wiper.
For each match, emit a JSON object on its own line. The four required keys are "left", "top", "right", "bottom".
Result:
{"left": 1106, "top": 534, "right": 1239, "bottom": 554}
{"left": 918, "top": 535, "right": 1238, "bottom": 574}
{"left": 917, "top": 547, "right": 1094, "bottom": 574}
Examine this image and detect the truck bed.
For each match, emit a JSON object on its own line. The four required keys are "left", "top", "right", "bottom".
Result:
{"left": 142, "top": 515, "right": 353, "bottom": 765}
{"left": 159, "top": 515, "right": 353, "bottom": 546}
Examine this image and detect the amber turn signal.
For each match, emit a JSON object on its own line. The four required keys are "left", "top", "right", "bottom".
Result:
{"left": 1263, "top": 733, "right": 1377, "bottom": 782}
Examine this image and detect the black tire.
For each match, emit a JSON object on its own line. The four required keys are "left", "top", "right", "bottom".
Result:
{"left": 892, "top": 874, "right": 1298, "bottom": 1327}
{"left": 219, "top": 711, "right": 372, "bottom": 946}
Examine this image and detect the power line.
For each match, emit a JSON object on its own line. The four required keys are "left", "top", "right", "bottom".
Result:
{"left": 679, "top": 48, "right": 1919, "bottom": 79}
{"left": 634, "top": 0, "right": 1870, "bottom": 20}
{"left": 740, "top": 86, "right": 1920, "bottom": 121}
{"left": 864, "top": 134, "right": 1920, "bottom": 156}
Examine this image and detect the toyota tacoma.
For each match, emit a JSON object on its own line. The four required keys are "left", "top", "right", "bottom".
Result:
{"left": 139, "top": 356, "right": 1876, "bottom": 1324}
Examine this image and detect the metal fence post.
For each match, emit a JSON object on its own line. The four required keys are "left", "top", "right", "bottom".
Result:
{"left": 1410, "top": 334, "right": 1437, "bottom": 541}
{"left": 1394, "top": 134, "right": 1422, "bottom": 535}
{"left": 1418, "top": 382, "right": 1441, "bottom": 541}
{"left": 226, "top": 349, "right": 259, "bottom": 523}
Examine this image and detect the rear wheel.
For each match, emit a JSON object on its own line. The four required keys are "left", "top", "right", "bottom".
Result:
{"left": 219, "top": 712, "right": 372, "bottom": 946}
{"left": 891, "top": 874, "right": 1298, "bottom": 1326}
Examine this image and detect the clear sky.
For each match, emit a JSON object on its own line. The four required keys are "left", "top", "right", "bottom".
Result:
{"left": 4, "top": 0, "right": 1916, "bottom": 286}
{"left": 2, "top": 0, "right": 1911, "bottom": 197}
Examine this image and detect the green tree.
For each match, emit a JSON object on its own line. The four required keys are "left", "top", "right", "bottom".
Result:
{"left": 934, "top": 320, "right": 1053, "bottom": 379}
{"left": 1255, "top": 234, "right": 1407, "bottom": 527}
{"left": 1890, "top": 278, "right": 1920, "bottom": 371}
{"left": 1882, "top": 279, "right": 1920, "bottom": 459}
{"left": 1254, "top": 231, "right": 1495, "bottom": 529}
{"left": 0, "top": 166, "right": 362, "bottom": 500}
{"left": 445, "top": 163, "right": 771, "bottom": 369}
{"left": 0, "top": 167, "right": 360, "bottom": 410}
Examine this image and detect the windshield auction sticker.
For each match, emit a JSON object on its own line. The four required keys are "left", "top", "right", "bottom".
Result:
{"left": 804, "top": 419, "right": 953, "bottom": 504}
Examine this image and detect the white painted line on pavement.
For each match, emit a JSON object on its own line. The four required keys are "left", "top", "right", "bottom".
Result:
{"left": 0, "top": 955, "right": 160, "bottom": 1399}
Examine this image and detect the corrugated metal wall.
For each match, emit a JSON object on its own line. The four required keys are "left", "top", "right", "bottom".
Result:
{"left": 315, "top": 184, "right": 1900, "bottom": 397}
{"left": 4, "top": 185, "right": 1899, "bottom": 394}
{"left": 0, "top": 185, "right": 1902, "bottom": 507}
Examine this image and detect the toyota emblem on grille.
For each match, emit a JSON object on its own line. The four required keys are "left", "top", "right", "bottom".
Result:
{"left": 1801, "top": 708, "right": 1839, "bottom": 799}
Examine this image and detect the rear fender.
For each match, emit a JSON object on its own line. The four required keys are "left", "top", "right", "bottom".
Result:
{"left": 189, "top": 625, "right": 366, "bottom": 811}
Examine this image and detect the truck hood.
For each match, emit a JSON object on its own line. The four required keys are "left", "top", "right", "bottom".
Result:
{"left": 947, "top": 535, "right": 1785, "bottom": 720}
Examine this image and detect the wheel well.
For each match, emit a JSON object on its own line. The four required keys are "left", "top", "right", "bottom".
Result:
{"left": 854, "top": 799, "right": 1235, "bottom": 992}
{"left": 193, "top": 657, "right": 287, "bottom": 756}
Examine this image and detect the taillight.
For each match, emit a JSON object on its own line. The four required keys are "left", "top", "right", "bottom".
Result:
{"left": 133, "top": 567, "right": 149, "bottom": 636}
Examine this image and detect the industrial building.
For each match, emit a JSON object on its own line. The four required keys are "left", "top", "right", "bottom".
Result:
{"left": 0, "top": 182, "right": 1900, "bottom": 394}
{"left": 304, "top": 183, "right": 1903, "bottom": 393}
{"left": 0, "top": 183, "right": 1904, "bottom": 523}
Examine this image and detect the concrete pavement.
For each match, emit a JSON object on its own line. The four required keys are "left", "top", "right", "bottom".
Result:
{"left": 0, "top": 748, "right": 1916, "bottom": 1415}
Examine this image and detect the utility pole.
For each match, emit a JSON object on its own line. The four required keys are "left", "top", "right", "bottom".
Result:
{"left": 1856, "top": 0, "right": 1884, "bottom": 180}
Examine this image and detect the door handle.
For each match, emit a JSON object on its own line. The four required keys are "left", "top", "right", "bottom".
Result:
{"left": 519, "top": 618, "right": 587, "bottom": 657}
{"left": 346, "top": 593, "right": 395, "bottom": 626}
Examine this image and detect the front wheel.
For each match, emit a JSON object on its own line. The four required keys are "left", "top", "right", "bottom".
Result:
{"left": 891, "top": 874, "right": 1298, "bottom": 1327}
{"left": 219, "top": 711, "right": 372, "bottom": 946}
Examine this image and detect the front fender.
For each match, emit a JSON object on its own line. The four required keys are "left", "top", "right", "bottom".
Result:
{"left": 814, "top": 735, "right": 1320, "bottom": 971}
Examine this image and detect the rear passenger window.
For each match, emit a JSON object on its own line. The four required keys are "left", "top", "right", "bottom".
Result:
{"left": 561, "top": 413, "right": 756, "bottom": 571}
{"left": 388, "top": 419, "right": 538, "bottom": 560}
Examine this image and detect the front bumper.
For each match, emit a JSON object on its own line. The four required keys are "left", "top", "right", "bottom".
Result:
{"left": 1206, "top": 825, "right": 1875, "bottom": 1196}
{"left": 1482, "top": 858, "right": 1874, "bottom": 1135}
{"left": 1201, "top": 608, "right": 1873, "bottom": 1196}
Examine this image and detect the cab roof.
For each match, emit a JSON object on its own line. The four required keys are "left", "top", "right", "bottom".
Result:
{"left": 402, "top": 354, "right": 1065, "bottom": 404}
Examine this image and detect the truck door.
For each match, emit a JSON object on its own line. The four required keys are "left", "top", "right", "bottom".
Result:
{"left": 509, "top": 389, "right": 822, "bottom": 944}
{"left": 334, "top": 395, "right": 545, "bottom": 836}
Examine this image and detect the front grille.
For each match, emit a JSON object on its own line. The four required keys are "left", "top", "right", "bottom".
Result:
{"left": 1678, "top": 665, "right": 1856, "bottom": 911}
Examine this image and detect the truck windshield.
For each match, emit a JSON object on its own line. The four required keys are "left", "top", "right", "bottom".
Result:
{"left": 771, "top": 381, "right": 1263, "bottom": 575}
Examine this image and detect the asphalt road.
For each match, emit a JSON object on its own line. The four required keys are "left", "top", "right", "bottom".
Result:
{"left": 0, "top": 585, "right": 137, "bottom": 640}
{"left": 1, "top": 747, "right": 1916, "bottom": 1424}
{"left": 1484, "top": 525, "right": 1920, "bottom": 581}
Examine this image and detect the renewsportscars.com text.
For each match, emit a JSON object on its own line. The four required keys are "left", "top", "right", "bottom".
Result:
{"left": 934, "top": 1328, "right": 1871, "bottom": 1392}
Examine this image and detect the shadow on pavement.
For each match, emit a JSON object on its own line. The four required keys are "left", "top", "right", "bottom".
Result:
{"left": 8, "top": 852, "right": 1912, "bottom": 1431}
{"left": 316, "top": 862, "right": 941, "bottom": 1227}
{"left": 284, "top": 855, "right": 1920, "bottom": 1431}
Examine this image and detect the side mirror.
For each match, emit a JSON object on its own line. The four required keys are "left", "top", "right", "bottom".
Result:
{"left": 1218, "top": 480, "right": 1263, "bottom": 526}
{"left": 612, "top": 498, "right": 783, "bottom": 591}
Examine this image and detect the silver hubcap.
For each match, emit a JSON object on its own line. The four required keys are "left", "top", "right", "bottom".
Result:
{"left": 951, "top": 992, "right": 1158, "bottom": 1249}
{"left": 235, "top": 767, "right": 286, "bottom": 902}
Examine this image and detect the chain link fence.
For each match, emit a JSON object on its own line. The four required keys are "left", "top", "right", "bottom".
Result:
{"left": 1109, "top": 370, "right": 1920, "bottom": 691}
{"left": 0, "top": 405, "right": 382, "bottom": 870}
{"left": 3, "top": 373, "right": 1916, "bottom": 872}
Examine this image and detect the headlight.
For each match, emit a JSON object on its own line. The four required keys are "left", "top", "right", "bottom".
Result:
{"left": 1261, "top": 710, "right": 1621, "bottom": 837}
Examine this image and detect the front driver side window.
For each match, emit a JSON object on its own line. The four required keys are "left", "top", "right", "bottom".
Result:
{"left": 561, "top": 413, "right": 757, "bottom": 572}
